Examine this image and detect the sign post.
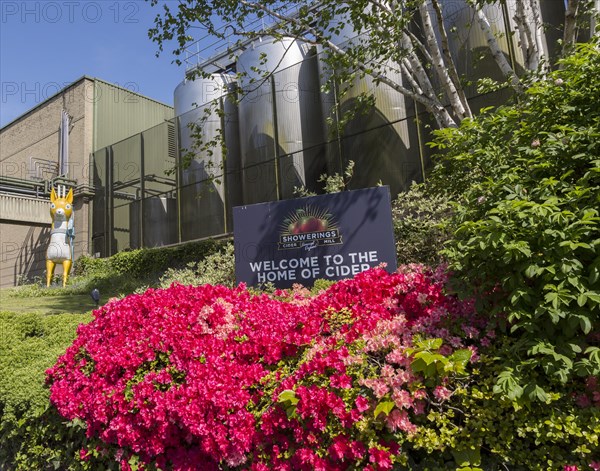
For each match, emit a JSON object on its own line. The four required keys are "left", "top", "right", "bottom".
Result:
{"left": 233, "top": 186, "right": 397, "bottom": 288}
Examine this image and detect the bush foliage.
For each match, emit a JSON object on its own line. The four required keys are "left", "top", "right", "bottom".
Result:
{"left": 0, "top": 312, "right": 94, "bottom": 470}
{"left": 46, "top": 267, "right": 600, "bottom": 470}
{"left": 430, "top": 40, "right": 600, "bottom": 400}
{"left": 46, "top": 267, "right": 481, "bottom": 469}
{"left": 159, "top": 243, "right": 235, "bottom": 288}
{"left": 392, "top": 183, "right": 452, "bottom": 267}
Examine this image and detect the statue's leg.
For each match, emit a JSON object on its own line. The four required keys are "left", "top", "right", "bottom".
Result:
{"left": 46, "top": 259, "right": 55, "bottom": 287}
{"left": 62, "top": 260, "right": 72, "bottom": 288}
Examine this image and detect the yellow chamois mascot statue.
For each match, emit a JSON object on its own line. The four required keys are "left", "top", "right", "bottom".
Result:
{"left": 46, "top": 185, "right": 75, "bottom": 287}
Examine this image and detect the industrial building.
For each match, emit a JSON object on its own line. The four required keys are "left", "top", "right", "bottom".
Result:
{"left": 0, "top": 77, "right": 173, "bottom": 288}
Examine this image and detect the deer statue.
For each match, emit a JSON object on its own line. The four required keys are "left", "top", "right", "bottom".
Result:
{"left": 46, "top": 185, "right": 75, "bottom": 287}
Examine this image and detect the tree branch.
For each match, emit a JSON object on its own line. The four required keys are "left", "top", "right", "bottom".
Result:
{"left": 241, "top": 0, "right": 458, "bottom": 127}
{"left": 473, "top": 4, "right": 523, "bottom": 92}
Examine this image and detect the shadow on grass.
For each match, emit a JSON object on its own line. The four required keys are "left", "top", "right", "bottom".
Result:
{"left": 0, "top": 292, "right": 97, "bottom": 315}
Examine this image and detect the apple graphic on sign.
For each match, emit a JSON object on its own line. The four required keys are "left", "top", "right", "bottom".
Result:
{"left": 284, "top": 208, "right": 332, "bottom": 235}
{"left": 301, "top": 217, "right": 327, "bottom": 232}
{"left": 288, "top": 217, "right": 328, "bottom": 234}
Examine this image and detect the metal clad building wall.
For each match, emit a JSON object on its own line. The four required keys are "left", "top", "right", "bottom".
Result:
{"left": 111, "top": 135, "right": 142, "bottom": 253}
{"left": 91, "top": 147, "right": 108, "bottom": 256}
{"left": 140, "top": 122, "right": 178, "bottom": 248}
{"left": 93, "top": 79, "right": 174, "bottom": 152}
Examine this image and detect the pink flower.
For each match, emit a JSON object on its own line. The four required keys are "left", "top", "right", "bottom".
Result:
{"left": 45, "top": 266, "right": 477, "bottom": 469}
{"left": 575, "top": 393, "right": 592, "bottom": 408}
{"left": 392, "top": 389, "right": 413, "bottom": 409}
{"left": 386, "top": 409, "right": 417, "bottom": 434}
{"left": 330, "top": 373, "right": 352, "bottom": 389}
{"left": 355, "top": 395, "right": 370, "bottom": 413}
{"left": 433, "top": 386, "right": 452, "bottom": 402}
{"left": 369, "top": 447, "right": 393, "bottom": 470}
{"left": 564, "top": 466, "right": 579, "bottom": 471}
{"left": 413, "top": 400, "right": 426, "bottom": 415}
{"left": 329, "top": 435, "right": 351, "bottom": 461}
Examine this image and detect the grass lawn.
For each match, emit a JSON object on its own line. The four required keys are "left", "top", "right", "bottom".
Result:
{"left": 0, "top": 289, "right": 99, "bottom": 316}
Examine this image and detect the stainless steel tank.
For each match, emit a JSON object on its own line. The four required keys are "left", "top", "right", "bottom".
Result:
{"left": 439, "top": 0, "right": 564, "bottom": 103}
{"left": 174, "top": 73, "right": 241, "bottom": 241}
{"left": 318, "top": 11, "right": 420, "bottom": 197}
{"left": 130, "top": 197, "right": 178, "bottom": 248}
{"left": 237, "top": 37, "right": 326, "bottom": 204}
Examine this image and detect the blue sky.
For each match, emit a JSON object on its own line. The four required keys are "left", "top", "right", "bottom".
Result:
{"left": 0, "top": 1, "right": 187, "bottom": 127}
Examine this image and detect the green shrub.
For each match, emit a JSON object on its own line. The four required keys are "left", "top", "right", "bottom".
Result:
{"left": 5, "top": 239, "right": 230, "bottom": 300}
{"left": 74, "top": 238, "right": 226, "bottom": 280}
{"left": 407, "top": 351, "right": 600, "bottom": 470}
{"left": 159, "top": 242, "right": 235, "bottom": 288}
{"left": 0, "top": 312, "right": 102, "bottom": 470}
{"left": 429, "top": 40, "right": 600, "bottom": 399}
{"left": 392, "top": 182, "right": 453, "bottom": 267}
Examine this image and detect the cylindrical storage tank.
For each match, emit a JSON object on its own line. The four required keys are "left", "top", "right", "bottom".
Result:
{"left": 437, "top": 0, "right": 519, "bottom": 111}
{"left": 174, "top": 73, "right": 241, "bottom": 241}
{"left": 130, "top": 197, "right": 178, "bottom": 248}
{"left": 317, "top": 11, "right": 420, "bottom": 197}
{"left": 439, "top": 0, "right": 565, "bottom": 109}
{"left": 237, "top": 37, "right": 326, "bottom": 204}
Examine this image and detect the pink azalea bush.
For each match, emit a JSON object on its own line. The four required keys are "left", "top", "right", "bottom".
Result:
{"left": 47, "top": 266, "right": 597, "bottom": 469}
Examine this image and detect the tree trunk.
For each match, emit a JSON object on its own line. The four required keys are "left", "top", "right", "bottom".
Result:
{"left": 514, "top": 0, "right": 536, "bottom": 70}
{"left": 562, "top": 0, "right": 580, "bottom": 58}
{"left": 473, "top": 5, "right": 523, "bottom": 92}
{"left": 431, "top": 0, "right": 472, "bottom": 118}
{"left": 529, "top": 0, "right": 547, "bottom": 72}
{"left": 419, "top": 1, "right": 469, "bottom": 120}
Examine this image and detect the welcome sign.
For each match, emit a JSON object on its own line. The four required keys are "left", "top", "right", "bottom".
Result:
{"left": 233, "top": 186, "right": 397, "bottom": 288}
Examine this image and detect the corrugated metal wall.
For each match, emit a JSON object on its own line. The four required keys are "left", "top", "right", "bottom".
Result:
{"left": 93, "top": 79, "right": 174, "bottom": 151}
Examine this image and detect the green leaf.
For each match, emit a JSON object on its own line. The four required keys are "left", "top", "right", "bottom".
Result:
{"left": 579, "top": 316, "right": 592, "bottom": 334}
{"left": 524, "top": 383, "right": 549, "bottom": 403}
{"left": 411, "top": 357, "right": 427, "bottom": 373}
{"left": 449, "top": 349, "right": 473, "bottom": 371}
{"left": 277, "top": 390, "right": 299, "bottom": 405}
{"left": 452, "top": 447, "right": 481, "bottom": 467}
{"left": 577, "top": 293, "right": 588, "bottom": 307}
{"left": 585, "top": 292, "right": 600, "bottom": 304}
{"left": 374, "top": 400, "right": 395, "bottom": 418}
{"left": 524, "top": 264, "right": 540, "bottom": 278}
{"left": 417, "top": 338, "right": 443, "bottom": 350}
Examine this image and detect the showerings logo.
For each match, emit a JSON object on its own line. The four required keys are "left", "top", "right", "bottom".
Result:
{"left": 279, "top": 206, "right": 343, "bottom": 250}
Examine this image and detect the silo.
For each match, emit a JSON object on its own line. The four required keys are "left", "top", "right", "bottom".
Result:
{"left": 318, "top": 12, "right": 421, "bottom": 197}
{"left": 237, "top": 37, "right": 326, "bottom": 204}
{"left": 317, "top": 1, "right": 566, "bottom": 197}
{"left": 174, "top": 73, "right": 241, "bottom": 241}
{"left": 437, "top": 0, "right": 520, "bottom": 111}
{"left": 439, "top": 0, "right": 565, "bottom": 108}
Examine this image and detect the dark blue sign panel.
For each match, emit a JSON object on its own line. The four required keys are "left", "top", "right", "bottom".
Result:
{"left": 233, "top": 186, "right": 397, "bottom": 288}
